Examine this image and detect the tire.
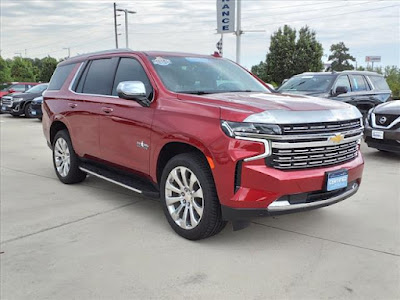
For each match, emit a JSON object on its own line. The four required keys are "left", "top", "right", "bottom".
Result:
{"left": 24, "top": 102, "right": 34, "bottom": 118}
{"left": 160, "top": 153, "right": 226, "bottom": 240}
{"left": 52, "top": 130, "right": 86, "bottom": 184}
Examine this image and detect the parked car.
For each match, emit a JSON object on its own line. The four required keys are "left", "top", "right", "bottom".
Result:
{"left": 42, "top": 50, "right": 364, "bottom": 240}
{"left": 31, "top": 96, "right": 43, "bottom": 120}
{"left": 0, "top": 82, "right": 39, "bottom": 98}
{"left": 364, "top": 100, "right": 400, "bottom": 153}
{"left": 277, "top": 71, "right": 392, "bottom": 117}
{"left": 1, "top": 83, "right": 48, "bottom": 117}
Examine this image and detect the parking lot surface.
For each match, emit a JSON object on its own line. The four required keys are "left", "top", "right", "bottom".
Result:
{"left": 1, "top": 114, "right": 399, "bottom": 299}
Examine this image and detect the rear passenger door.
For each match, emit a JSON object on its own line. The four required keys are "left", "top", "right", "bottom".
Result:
{"left": 98, "top": 56, "right": 155, "bottom": 175}
{"left": 70, "top": 58, "right": 119, "bottom": 159}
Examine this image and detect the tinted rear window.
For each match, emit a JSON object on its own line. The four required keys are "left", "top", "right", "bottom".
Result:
{"left": 48, "top": 63, "right": 76, "bottom": 90}
{"left": 369, "top": 76, "right": 390, "bottom": 90}
{"left": 82, "top": 58, "right": 115, "bottom": 95}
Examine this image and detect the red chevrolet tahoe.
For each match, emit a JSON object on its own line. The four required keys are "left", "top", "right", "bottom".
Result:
{"left": 42, "top": 50, "right": 364, "bottom": 240}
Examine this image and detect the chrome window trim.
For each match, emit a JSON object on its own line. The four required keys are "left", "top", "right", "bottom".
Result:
{"left": 271, "top": 134, "right": 362, "bottom": 149}
{"left": 68, "top": 60, "right": 155, "bottom": 102}
{"left": 371, "top": 113, "right": 400, "bottom": 129}
{"left": 235, "top": 136, "right": 271, "bottom": 162}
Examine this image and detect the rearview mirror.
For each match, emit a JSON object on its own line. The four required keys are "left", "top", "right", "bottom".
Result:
{"left": 335, "top": 86, "right": 348, "bottom": 96}
{"left": 116, "top": 81, "right": 150, "bottom": 107}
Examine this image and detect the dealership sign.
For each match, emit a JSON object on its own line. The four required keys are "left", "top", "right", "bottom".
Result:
{"left": 216, "top": 0, "right": 235, "bottom": 33}
{"left": 365, "top": 56, "right": 381, "bottom": 62}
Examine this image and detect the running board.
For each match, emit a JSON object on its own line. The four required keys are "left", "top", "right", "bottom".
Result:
{"left": 79, "top": 162, "right": 159, "bottom": 199}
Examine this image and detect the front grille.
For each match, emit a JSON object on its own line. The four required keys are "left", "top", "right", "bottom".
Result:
{"left": 1, "top": 96, "right": 13, "bottom": 107}
{"left": 374, "top": 114, "right": 399, "bottom": 127}
{"left": 281, "top": 119, "right": 361, "bottom": 135}
{"left": 268, "top": 140, "right": 359, "bottom": 170}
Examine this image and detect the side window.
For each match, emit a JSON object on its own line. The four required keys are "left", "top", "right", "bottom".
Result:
{"left": 25, "top": 85, "right": 32, "bottom": 91}
{"left": 82, "top": 59, "right": 115, "bottom": 95}
{"left": 368, "top": 76, "right": 390, "bottom": 90}
{"left": 48, "top": 63, "right": 76, "bottom": 90}
{"left": 12, "top": 84, "right": 26, "bottom": 92}
{"left": 334, "top": 75, "right": 351, "bottom": 92}
{"left": 350, "top": 75, "right": 369, "bottom": 92}
{"left": 112, "top": 58, "right": 153, "bottom": 99}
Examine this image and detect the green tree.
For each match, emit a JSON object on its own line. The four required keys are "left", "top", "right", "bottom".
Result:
{"left": 10, "top": 57, "right": 36, "bottom": 81}
{"left": 384, "top": 66, "right": 400, "bottom": 99}
{"left": 0, "top": 56, "right": 12, "bottom": 83}
{"left": 328, "top": 42, "right": 355, "bottom": 71}
{"left": 251, "top": 25, "right": 323, "bottom": 85}
{"left": 294, "top": 26, "right": 323, "bottom": 75}
{"left": 39, "top": 56, "right": 58, "bottom": 82}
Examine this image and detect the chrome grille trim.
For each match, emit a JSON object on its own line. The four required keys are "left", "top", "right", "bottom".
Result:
{"left": 1, "top": 96, "right": 13, "bottom": 107}
{"left": 271, "top": 134, "right": 362, "bottom": 149}
{"left": 281, "top": 119, "right": 362, "bottom": 134}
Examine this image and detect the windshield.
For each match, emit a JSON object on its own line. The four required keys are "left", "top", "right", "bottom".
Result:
{"left": 26, "top": 84, "right": 48, "bottom": 94}
{"left": 278, "top": 74, "right": 335, "bottom": 93}
{"left": 149, "top": 56, "right": 269, "bottom": 94}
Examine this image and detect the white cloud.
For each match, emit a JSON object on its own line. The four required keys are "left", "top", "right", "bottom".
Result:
{"left": 1, "top": 0, "right": 399, "bottom": 68}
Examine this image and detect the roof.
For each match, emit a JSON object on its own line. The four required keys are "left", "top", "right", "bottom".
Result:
{"left": 299, "top": 71, "right": 383, "bottom": 76}
{"left": 59, "top": 49, "right": 215, "bottom": 66}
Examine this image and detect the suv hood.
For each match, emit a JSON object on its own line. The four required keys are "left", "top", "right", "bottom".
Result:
{"left": 373, "top": 100, "right": 400, "bottom": 115}
{"left": 10, "top": 91, "right": 42, "bottom": 100}
{"left": 179, "top": 92, "right": 362, "bottom": 124}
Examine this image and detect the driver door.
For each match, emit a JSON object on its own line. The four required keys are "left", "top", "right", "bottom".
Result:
{"left": 98, "top": 57, "right": 155, "bottom": 175}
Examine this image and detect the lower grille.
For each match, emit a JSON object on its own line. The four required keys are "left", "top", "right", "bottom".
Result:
{"left": 1, "top": 97, "right": 13, "bottom": 107}
{"left": 267, "top": 140, "right": 359, "bottom": 170}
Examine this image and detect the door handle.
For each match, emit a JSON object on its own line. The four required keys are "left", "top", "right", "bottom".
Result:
{"left": 102, "top": 107, "right": 113, "bottom": 113}
{"left": 68, "top": 103, "right": 77, "bottom": 108}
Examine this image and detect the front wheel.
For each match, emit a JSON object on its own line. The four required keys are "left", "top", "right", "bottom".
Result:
{"left": 160, "top": 153, "right": 226, "bottom": 240}
{"left": 52, "top": 130, "right": 86, "bottom": 184}
{"left": 24, "top": 102, "right": 35, "bottom": 118}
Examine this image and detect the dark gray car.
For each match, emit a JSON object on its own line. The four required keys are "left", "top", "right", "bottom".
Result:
{"left": 277, "top": 71, "right": 392, "bottom": 117}
{"left": 1, "top": 83, "right": 48, "bottom": 118}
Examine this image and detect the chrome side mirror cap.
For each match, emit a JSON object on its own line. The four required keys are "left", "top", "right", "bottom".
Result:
{"left": 117, "top": 81, "right": 146, "bottom": 99}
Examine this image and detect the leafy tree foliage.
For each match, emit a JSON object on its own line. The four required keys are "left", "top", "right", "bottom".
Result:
{"left": 0, "top": 56, "right": 59, "bottom": 83}
{"left": 251, "top": 25, "right": 324, "bottom": 85}
{"left": 328, "top": 42, "right": 355, "bottom": 71}
{"left": 10, "top": 57, "right": 36, "bottom": 81}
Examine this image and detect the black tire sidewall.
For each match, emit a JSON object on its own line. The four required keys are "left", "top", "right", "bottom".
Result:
{"left": 52, "top": 130, "right": 86, "bottom": 184}
{"left": 160, "top": 153, "right": 222, "bottom": 240}
{"left": 24, "top": 102, "right": 34, "bottom": 118}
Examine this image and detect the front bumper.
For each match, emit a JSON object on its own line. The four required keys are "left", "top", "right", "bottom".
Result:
{"left": 31, "top": 103, "right": 43, "bottom": 117}
{"left": 1, "top": 101, "right": 23, "bottom": 114}
{"left": 364, "top": 122, "right": 400, "bottom": 153}
{"left": 222, "top": 181, "right": 359, "bottom": 220}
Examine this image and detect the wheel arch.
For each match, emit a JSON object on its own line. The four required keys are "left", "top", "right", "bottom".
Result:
{"left": 50, "top": 120, "right": 69, "bottom": 146}
{"left": 155, "top": 141, "right": 214, "bottom": 185}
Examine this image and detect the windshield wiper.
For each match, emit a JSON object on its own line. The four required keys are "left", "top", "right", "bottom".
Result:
{"left": 177, "top": 91, "right": 217, "bottom": 95}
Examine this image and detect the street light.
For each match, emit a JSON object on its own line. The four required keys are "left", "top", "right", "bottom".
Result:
{"left": 63, "top": 47, "right": 71, "bottom": 58}
{"left": 116, "top": 8, "right": 136, "bottom": 48}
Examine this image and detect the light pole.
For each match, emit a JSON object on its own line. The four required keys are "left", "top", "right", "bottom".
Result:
{"left": 235, "top": 0, "right": 242, "bottom": 64}
{"left": 63, "top": 47, "right": 71, "bottom": 58}
{"left": 116, "top": 8, "right": 136, "bottom": 48}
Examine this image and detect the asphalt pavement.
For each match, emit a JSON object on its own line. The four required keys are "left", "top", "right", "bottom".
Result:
{"left": 1, "top": 114, "right": 399, "bottom": 300}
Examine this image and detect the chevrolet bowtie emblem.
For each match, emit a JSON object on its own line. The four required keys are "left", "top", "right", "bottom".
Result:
{"left": 329, "top": 134, "right": 344, "bottom": 144}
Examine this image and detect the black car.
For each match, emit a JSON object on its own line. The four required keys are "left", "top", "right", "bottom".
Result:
{"left": 277, "top": 71, "right": 392, "bottom": 117}
{"left": 30, "top": 96, "right": 43, "bottom": 120}
{"left": 1, "top": 83, "right": 48, "bottom": 118}
{"left": 364, "top": 100, "right": 400, "bottom": 153}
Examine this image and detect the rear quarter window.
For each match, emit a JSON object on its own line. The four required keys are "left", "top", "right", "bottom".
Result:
{"left": 368, "top": 76, "right": 390, "bottom": 90}
{"left": 48, "top": 63, "right": 76, "bottom": 90}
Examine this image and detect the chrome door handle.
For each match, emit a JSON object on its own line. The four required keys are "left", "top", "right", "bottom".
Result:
{"left": 68, "top": 103, "right": 77, "bottom": 108}
{"left": 102, "top": 107, "right": 113, "bottom": 113}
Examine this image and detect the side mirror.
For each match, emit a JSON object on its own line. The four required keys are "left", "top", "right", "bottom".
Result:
{"left": 282, "top": 79, "right": 288, "bottom": 85}
{"left": 8, "top": 89, "right": 15, "bottom": 93}
{"left": 335, "top": 86, "right": 348, "bottom": 96}
{"left": 117, "top": 81, "right": 150, "bottom": 107}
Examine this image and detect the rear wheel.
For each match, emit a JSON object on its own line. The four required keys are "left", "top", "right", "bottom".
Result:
{"left": 160, "top": 153, "right": 226, "bottom": 240}
{"left": 53, "top": 130, "right": 86, "bottom": 184}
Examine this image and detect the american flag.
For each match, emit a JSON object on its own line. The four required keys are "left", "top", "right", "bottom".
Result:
{"left": 216, "top": 37, "right": 223, "bottom": 55}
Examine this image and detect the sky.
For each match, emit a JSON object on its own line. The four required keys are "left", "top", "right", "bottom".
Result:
{"left": 1, "top": 0, "right": 399, "bottom": 70}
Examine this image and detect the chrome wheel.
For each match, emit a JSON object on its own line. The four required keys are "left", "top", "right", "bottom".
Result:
{"left": 54, "top": 137, "right": 71, "bottom": 177}
{"left": 165, "top": 166, "right": 204, "bottom": 230}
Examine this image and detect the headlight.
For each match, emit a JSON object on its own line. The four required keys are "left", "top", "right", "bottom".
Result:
{"left": 221, "top": 120, "right": 281, "bottom": 138}
{"left": 12, "top": 97, "right": 23, "bottom": 102}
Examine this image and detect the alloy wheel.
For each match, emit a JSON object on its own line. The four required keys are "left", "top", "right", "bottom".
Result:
{"left": 54, "top": 137, "right": 71, "bottom": 177}
{"left": 165, "top": 166, "right": 204, "bottom": 230}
